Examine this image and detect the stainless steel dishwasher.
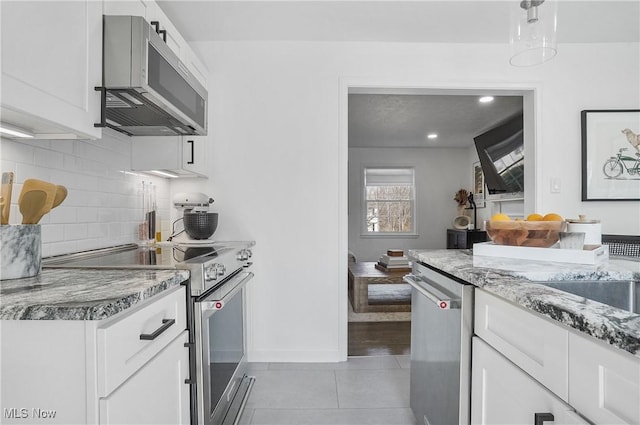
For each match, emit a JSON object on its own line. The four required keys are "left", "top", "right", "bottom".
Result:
{"left": 404, "top": 261, "right": 474, "bottom": 425}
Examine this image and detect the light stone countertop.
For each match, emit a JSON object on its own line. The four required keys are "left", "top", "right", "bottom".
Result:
{"left": 408, "top": 249, "right": 640, "bottom": 358}
{"left": 0, "top": 269, "right": 190, "bottom": 320}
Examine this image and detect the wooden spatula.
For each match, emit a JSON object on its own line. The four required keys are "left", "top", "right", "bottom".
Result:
{"left": 19, "top": 190, "right": 48, "bottom": 224}
{"left": 52, "top": 185, "right": 67, "bottom": 209}
{"left": 18, "top": 179, "right": 57, "bottom": 223}
{"left": 1, "top": 172, "right": 14, "bottom": 224}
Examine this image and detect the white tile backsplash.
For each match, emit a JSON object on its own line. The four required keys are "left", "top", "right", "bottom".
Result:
{"left": 1, "top": 130, "right": 171, "bottom": 257}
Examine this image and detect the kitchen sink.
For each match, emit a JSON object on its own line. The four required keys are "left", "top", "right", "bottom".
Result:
{"left": 533, "top": 280, "right": 639, "bottom": 314}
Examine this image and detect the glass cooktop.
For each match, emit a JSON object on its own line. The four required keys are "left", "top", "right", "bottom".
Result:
{"left": 43, "top": 243, "right": 233, "bottom": 269}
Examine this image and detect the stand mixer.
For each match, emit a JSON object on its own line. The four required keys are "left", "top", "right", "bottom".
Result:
{"left": 171, "top": 192, "right": 218, "bottom": 241}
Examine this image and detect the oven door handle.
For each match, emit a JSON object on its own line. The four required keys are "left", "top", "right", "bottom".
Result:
{"left": 404, "top": 274, "right": 460, "bottom": 310}
{"left": 201, "top": 271, "right": 254, "bottom": 311}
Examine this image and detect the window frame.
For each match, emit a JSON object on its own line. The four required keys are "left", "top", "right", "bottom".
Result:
{"left": 361, "top": 166, "right": 418, "bottom": 238}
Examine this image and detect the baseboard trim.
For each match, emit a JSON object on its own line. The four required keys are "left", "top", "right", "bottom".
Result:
{"left": 247, "top": 349, "right": 344, "bottom": 363}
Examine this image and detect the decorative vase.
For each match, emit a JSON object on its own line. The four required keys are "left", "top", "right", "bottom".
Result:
{"left": 1, "top": 224, "right": 42, "bottom": 280}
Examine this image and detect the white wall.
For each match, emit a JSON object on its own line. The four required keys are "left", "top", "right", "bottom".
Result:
{"left": 348, "top": 147, "right": 469, "bottom": 262}
{"left": 2, "top": 40, "right": 637, "bottom": 362}
{"left": 0, "top": 131, "right": 170, "bottom": 257}
{"left": 189, "top": 40, "right": 639, "bottom": 362}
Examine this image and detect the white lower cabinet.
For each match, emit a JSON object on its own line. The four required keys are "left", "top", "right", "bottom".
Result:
{"left": 474, "top": 289, "right": 569, "bottom": 400}
{"left": 568, "top": 332, "right": 640, "bottom": 425}
{"left": 0, "top": 286, "right": 189, "bottom": 425}
{"left": 99, "top": 332, "right": 190, "bottom": 425}
{"left": 472, "top": 337, "right": 589, "bottom": 425}
{"left": 473, "top": 288, "right": 640, "bottom": 425}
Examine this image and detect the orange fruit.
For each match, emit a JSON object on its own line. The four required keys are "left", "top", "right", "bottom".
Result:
{"left": 526, "top": 213, "right": 544, "bottom": 221}
{"left": 542, "top": 213, "right": 563, "bottom": 221}
{"left": 491, "top": 213, "right": 511, "bottom": 221}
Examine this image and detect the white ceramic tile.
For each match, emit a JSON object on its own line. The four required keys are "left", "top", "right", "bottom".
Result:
{"left": 87, "top": 223, "right": 109, "bottom": 238}
{"left": 50, "top": 139, "right": 75, "bottom": 155}
{"left": 1, "top": 139, "right": 34, "bottom": 164}
{"left": 395, "top": 355, "right": 411, "bottom": 369}
{"left": 3, "top": 132, "right": 170, "bottom": 254}
{"left": 76, "top": 207, "right": 98, "bottom": 223}
{"left": 269, "top": 356, "right": 401, "bottom": 371}
{"left": 49, "top": 206, "right": 78, "bottom": 224}
{"left": 249, "top": 408, "right": 417, "bottom": 424}
{"left": 41, "top": 224, "right": 65, "bottom": 243}
{"left": 64, "top": 223, "right": 88, "bottom": 240}
{"left": 247, "top": 362, "right": 270, "bottom": 372}
{"left": 335, "top": 369, "right": 410, "bottom": 408}
{"left": 15, "top": 162, "right": 51, "bottom": 182}
{"left": 246, "top": 370, "right": 339, "bottom": 409}
{"left": 34, "top": 147, "right": 64, "bottom": 169}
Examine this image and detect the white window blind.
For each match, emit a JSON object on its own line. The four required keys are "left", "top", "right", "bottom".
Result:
{"left": 364, "top": 167, "right": 415, "bottom": 234}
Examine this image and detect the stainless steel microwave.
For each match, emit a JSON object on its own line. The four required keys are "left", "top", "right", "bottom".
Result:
{"left": 102, "top": 15, "right": 207, "bottom": 136}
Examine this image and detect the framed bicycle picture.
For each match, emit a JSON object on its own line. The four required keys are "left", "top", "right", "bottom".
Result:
{"left": 581, "top": 109, "right": 640, "bottom": 201}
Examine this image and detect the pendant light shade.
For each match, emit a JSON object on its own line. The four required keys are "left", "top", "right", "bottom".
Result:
{"left": 510, "top": 0, "right": 558, "bottom": 67}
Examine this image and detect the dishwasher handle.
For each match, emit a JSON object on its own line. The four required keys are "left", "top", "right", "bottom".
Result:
{"left": 404, "top": 274, "right": 460, "bottom": 310}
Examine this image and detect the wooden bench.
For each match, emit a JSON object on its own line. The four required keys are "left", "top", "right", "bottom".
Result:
{"left": 348, "top": 261, "right": 412, "bottom": 313}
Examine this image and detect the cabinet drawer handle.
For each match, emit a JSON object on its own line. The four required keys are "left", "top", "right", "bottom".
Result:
{"left": 187, "top": 140, "right": 194, "bottom": 164}
{"left": 534, "top": 412, "right": 554, "bottom": 425}
{"left": 158, "top": 29, "right": 167, "bottom": 43}
{"left": 140, "top": 319, "right": 175, "bottom": 340}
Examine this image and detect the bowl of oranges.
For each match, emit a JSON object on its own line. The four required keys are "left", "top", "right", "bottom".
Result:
{"left": 485, "top": 213, "right": 566, "bottom": 248}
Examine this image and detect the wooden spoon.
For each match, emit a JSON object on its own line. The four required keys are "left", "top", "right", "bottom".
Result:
{"left": 18, "top": 179, "right": 57, "bottom": 223}
{"left": 19, "top": 190, "right": 48, "bottom": 224}
{"left": 52, "top": 185, "right": 67, "bottom": 209}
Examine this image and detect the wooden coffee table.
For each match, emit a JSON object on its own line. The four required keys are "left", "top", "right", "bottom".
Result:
{"left": 348, "top": 262, "right": 412, "bottom": 313}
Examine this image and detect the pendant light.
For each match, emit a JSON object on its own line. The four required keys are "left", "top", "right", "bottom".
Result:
{"left": 510, "top": 0, "right": 558, "bottom": 67}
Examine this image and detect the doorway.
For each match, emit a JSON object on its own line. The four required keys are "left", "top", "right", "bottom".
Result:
{"left": 340, "top": 82, "right": 539, "bottom": 360}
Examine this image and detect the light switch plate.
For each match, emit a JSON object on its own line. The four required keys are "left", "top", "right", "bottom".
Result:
{"left": 550, "top": 178, "right": 561, "bottom": 193}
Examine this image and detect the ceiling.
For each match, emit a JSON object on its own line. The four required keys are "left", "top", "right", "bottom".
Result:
{"left": 156, "top": 1, "right": 638, "bottom": 149}
{"left": 348, "top": 94, "right": 522, "bottom": 148}
{"left": 157, "top": 1, "right": 640, "bottom": 44}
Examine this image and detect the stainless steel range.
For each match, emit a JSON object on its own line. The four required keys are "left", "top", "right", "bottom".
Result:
{"left": 44, "top": 241, "right": 255, "bottom": 425}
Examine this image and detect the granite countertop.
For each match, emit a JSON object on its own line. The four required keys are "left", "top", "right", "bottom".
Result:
{"left": 0, "top": 269, "right": 190, "bottom": 320}
{"left": 408, "top": 249, "right": 640, "bottom": 358}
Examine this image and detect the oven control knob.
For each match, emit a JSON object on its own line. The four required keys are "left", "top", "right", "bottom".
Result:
{"left": 216, "top": 264, "right": 226, "bottom": 276}
{"left": 237, "top": 249, "right": 253, "bottom": 261}
{"left": 205, "top": 264, "right": 219, "bottom": 281}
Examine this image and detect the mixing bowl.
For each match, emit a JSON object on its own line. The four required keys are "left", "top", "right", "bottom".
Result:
{"left": 184, "top": 212, "right": 218, "bottom": 240}
{"left": 485, "top": 220, "right": 566, "bottom": 248}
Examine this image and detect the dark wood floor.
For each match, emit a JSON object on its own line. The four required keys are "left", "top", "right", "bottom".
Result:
{"left": 348, "top": 321, "right": 411, "bottom": 357}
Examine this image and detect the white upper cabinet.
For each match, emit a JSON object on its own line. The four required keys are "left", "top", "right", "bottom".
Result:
{"left": 1, "top": 0, "right": 103, "bottom": 139}
{"left": 102, "top": 0, "right": 147, "bottom": 21}
{"left": 131, "top": 136, "right": 208, "bottom": 178}
{"left": 143, "top": 0, "right": 209, "bottom": 89}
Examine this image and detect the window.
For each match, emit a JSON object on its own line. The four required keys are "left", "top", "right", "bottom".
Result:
{"left": 363, "top": 167, "right": 415, "bottom": 234}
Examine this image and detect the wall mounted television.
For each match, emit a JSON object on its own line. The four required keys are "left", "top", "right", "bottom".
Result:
{"left": 473, "top": 113, "right": 524, "bottom": 197}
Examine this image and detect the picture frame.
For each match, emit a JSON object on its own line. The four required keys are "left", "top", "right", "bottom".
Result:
{"left": 472, "top": 161, "right": 486, "bottom": 208}
{"left": 581, "top": 110, "right": 640, "bottom": 201}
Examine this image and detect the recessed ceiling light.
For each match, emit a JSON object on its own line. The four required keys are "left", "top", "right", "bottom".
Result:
{"left": 427, "top": 133, "right": 438, "bottom": 139}
{"left": 479, "top": 96, "right": 494, "bottom": 103}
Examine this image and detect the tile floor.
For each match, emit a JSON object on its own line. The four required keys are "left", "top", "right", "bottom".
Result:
{"left": 239, "top": 355, "right": 416, "bottom": 425}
